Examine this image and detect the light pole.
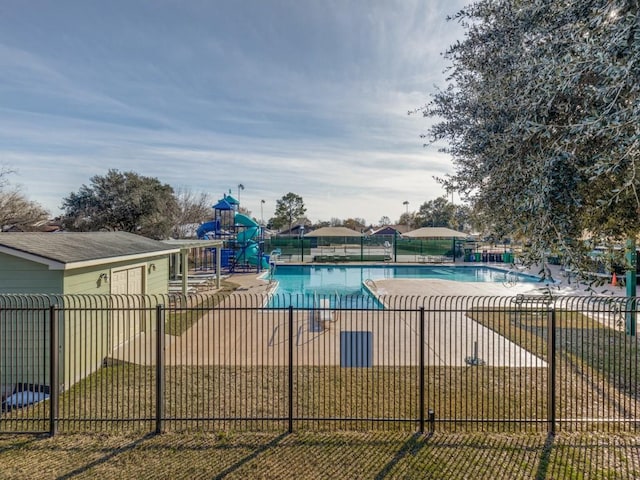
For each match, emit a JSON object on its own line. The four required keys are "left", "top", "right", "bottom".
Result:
{"left": 237, "top": 183, "right": 244, "bottom": 204}
{"left": 402, "top": 200, "right": 410, "bottom": 231}
{"left": 261, "top": 199, "right": 265, "bottom": 226}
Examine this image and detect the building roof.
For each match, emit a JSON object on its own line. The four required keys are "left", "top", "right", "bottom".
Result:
{"left": 304, "top": 226, "right": 362, "bottom": 237}
{"left": 371, "top": 225, "right": 409, "bottom": 235}
{"left": 0, "top": 232, "right": 180, "bottom": 270}
{"left": 402, "top": 227, "right": 470, "bottom": 239}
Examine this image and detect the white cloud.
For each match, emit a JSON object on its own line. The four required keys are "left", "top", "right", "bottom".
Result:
{"left": 0, "top": 0, "right": 467, "bottom": 225}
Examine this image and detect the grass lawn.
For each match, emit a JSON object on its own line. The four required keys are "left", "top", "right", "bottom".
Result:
{"left": 467, "top": 306, "right": 640, "bottom": 420}
{"left": 0, "top": 430, "right": 638, "bottom": 479}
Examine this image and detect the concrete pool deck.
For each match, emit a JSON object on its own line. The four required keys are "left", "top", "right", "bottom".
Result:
{"left": 112, "top": 262, "right": 625, "bottom": 368}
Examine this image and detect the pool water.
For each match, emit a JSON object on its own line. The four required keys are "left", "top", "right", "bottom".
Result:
{"left": 266, "top": 265, "right": 540, "bottom": 308}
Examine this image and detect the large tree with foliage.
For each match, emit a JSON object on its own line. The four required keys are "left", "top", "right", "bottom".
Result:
{"left": 421, "top": 0, "right": 640, "bottom": 270}
{"left": 272, "top": 192, "right": 306, "bottom": 234}
{"left": 62, "top": 169, "right": 178, "bottom": 239}
{"left": 415, "top": 196, "right": 456, "bottom": 228}
{"left": 414, "top": 196, "right": 472, "bottom": 232}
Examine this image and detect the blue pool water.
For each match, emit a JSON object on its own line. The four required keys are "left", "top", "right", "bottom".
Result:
{"left": 266, "top": 265, "right": 540, "bottom": 308}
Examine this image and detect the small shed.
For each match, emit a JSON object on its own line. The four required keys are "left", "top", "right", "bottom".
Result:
{"left": 0, "top": 232, "right": 179, "bottom": 295}
{"left": 0, "top": 232, "right": 180, "bottom": 392}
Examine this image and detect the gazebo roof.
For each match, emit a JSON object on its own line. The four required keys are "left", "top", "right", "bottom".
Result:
{"left": 403, "top": 227, "right": 469, "bottom": 239}
{"left": 304, "top": 226, "right": 362, "bottom": 237}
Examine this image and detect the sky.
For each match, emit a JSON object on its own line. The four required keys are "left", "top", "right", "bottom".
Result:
{"left": 0, "top": 0, "right": 468, "bottom": 226}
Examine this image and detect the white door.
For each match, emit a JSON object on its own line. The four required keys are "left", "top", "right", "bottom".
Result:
{"left": 110, "top": 267, "right": 144, "bottom": 348}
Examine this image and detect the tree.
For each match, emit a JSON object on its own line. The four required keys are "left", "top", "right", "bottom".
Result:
{"left": 62, "top": 169, "right": 178, "bottom": 239}
{"left": 378, "top": 216, "right": 391, "bottom": 226}
{"left": 0, "top": 190, "right": 49, "bottom": 231}
{"left": 171, "top": 188, "right": 213, "bottom": 238}
{"left": 343, "top": 218, "right": 367, "bottom": 231}
{"left": 0, "top": 167, "right": 49, "bottom": 231}
{"left": 421, "top": 0, "right": 640, "bottom": 270}
{"left": 415, "top": 196, "right": 456, "bottom": 228}
{"left": 452, "top": 204, "right": 473, "bottom": 233}
{"left": 272, "top": 192, "right": 306, "bottom": 234}
{"left": 397, "top": 212, "right": 416, "bottom": 230}
{"left": 329, "top": 217, "right": 343, "bottom": 227}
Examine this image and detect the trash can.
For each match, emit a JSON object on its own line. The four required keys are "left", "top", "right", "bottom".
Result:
{"left": 475, "top": 252, "right": 481, "bottom": 262}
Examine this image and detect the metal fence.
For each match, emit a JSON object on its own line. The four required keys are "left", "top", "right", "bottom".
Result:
{"left": 263, "top": 236, "right": 458, "bottom": 262}
{"left": 0, "top": 294, "right": 638, "bottom": 435}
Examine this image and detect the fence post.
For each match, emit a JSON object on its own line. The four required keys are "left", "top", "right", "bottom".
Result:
{"left": 419, "top": 307, "right": 425, "bottom": 434}
{"left": 288, "top": 305, "right": 294, "bottom": 433}
{"left": 49, "top": 305, "right": 59, "bottom": 437}
{"left": 155, "top": 304, "right": 165, "bottom": 434}
{"left": 547, "top": 307, "right": 556, "bottom": 435}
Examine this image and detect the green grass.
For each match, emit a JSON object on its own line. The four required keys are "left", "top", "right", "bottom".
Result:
{"left": 466, "top": 307, "right": 640, "bottom": 404}
{"left": 0, "top": 363, "right": 595, "bottom": 434}
{"left": 0, "top": 431, "right": 638, "bottom": 479}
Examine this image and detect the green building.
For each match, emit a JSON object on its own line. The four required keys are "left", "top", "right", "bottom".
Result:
{"left": 0, "top": 232, "right": 179, "bottom": 395}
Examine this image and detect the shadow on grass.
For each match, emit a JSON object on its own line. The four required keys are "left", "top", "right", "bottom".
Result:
{"left": 2, "top": 431, "right": 639, "bottom": 479}
{"left": 212, "top": 432, "right": 288, "bottom": 479}
{"left": 57, "top": 433, "right": 156, "bottom": 479}
{"left": 373, "top": 432, "right": 427, "bottom": 479}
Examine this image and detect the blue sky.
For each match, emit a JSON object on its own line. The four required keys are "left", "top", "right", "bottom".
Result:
{"left": 1, "top": 0, "right": 466, "bottom": 225}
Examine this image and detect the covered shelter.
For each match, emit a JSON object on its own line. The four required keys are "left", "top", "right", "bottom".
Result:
{"left": 304, "top": 227, "right": 364, "bottom": 262}
{"left": 161, "top": 239, "right": 224, "bottom": 295}
{"left": 402, "top": 227, "right": 470, "bottom": 262}
{"left": 402, "top": 227, "right": 470, "bottom": 239}
{"left": 304, "top": 227, "right": 363, "bottom": 238}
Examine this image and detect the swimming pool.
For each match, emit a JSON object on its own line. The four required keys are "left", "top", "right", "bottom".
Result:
{"left": 266, "top": 265, "right": 540, "bottom": 308}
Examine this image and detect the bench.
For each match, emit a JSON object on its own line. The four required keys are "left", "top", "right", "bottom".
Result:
{"left": 511, "top": 293, "right": 554, "bottom": 307}
{"left": 510, "top": 293, "right": 554, "bottom": 324}
{"left": 416, "top": 255, "right": 454, "bottom": 263}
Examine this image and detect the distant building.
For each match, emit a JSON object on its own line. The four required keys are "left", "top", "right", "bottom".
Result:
{"left": 370, "top": 225, "right": 410, "bottom": 236}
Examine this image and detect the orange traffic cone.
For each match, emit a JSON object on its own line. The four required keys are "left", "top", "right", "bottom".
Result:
{"left": 612, "top": 273, "right": 618, "bottom": 286}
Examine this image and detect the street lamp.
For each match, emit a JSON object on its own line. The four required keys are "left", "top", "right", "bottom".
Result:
{"left": 237, "top": 183, "right": 244, "bottom": 204}
{"left": 261, "top": 199, "right": 265, "bottom": 226}
{"left": 402, "top": 200, "right": 410, "bottom": 231}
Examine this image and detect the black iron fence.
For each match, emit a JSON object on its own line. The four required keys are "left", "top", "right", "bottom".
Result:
{"left": 0, "top": 294, "right": 638, "bottom": 435}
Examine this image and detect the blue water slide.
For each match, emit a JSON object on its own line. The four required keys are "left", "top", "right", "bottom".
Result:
{"left": 236, "top": 226, "right": 260, "bottom": 244}
{"left": 196, "top": 219, "right": 221, "bottom": 239}
{"left": 235, "top": 213, "right": 259, "bottom": 228}
{"left": 234, "top": 212, "right": 269, "bottom": 269}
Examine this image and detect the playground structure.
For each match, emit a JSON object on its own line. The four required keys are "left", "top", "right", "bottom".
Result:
{"left": 196, "top": 193, "right": 269, "bottom": 272}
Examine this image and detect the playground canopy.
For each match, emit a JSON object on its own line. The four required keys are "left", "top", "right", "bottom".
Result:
{"left": 403, "top": 227, "right": 469, "bottom": 239}
{"left": 304, "top": 226, "right": 363, "bottom": 237}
